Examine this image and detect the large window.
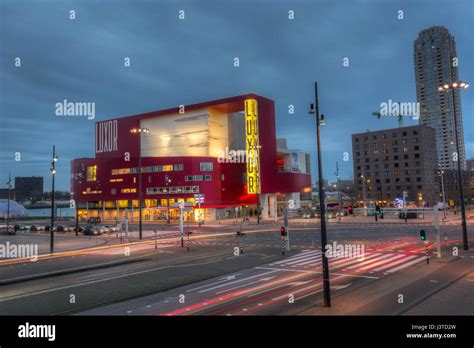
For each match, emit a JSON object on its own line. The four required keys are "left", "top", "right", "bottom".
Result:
{"left": 200, "top": 162, "right": 213, "bottom": 171}
{"left": 87, "top": 166, "right": 97, "bottom": 181}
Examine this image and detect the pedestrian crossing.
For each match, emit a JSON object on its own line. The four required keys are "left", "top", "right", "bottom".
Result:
{"left": 269, "top": 248, "right": 426, "bottom": 275}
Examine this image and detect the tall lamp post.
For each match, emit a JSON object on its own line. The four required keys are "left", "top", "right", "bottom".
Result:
{"left": 130, "top": 127, "right": 149, "bottom": 240}
{"left": 438, "top": 81, "right": 469, "bottom": 250}
{"left": 50, "top": 146, "right": 58, "bottom": 253}
{"left": 309, "top": 81, "right": 331, "bottom": 307}
{"left": 165, "top": 175, "right": 171, "bottom": 224}
{"left": 6, "top": 173, "right": 12, "bottom": 234}
{"left": 437, "top": 169, "right": 447, "bottom": 221}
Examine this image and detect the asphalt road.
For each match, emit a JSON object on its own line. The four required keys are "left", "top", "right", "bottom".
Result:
{"left": 0, "top": 220, "right": 471, "bottom": 315}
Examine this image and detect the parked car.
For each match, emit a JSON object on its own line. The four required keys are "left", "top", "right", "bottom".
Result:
{"left": 56, "top": 225, "right": 71, "bottom": 232}
{"left": 30, "top": 225, "right": 45, "bottom": 232}
{"left": 83, "top": 226, "right": 102, "bottom": 236}
{"left": 13, "top": 224, "right": 23, "bottom": 232}
{"left": 302, "top": 210, "right": 315, "bottom": 219}
{"left": 44, "top": 225, "right": 57, "bottom": 232}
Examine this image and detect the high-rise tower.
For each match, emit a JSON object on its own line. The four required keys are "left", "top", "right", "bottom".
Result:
{"left": 414, "top": 26, "right": 466, "bottom": 170}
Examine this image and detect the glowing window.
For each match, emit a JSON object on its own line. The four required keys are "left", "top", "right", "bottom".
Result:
{"left": 87, "top": 166, "right": 97, "bottom": 181}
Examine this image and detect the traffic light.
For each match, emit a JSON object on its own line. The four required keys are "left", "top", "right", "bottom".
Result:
{"left": 348, "top": 205, "right": 353, "bottom": 215}
{"left": 419, "top": 229, "right": 426, "bottom": 241}
{"left": 280, "top": 226, "right": 287, "bottom": 237}
{"left": 375, "top": 205, "right": 381, "bottom": 216}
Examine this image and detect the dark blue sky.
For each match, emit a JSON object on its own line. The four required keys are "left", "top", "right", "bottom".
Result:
{"left": 1, "top": 0, "right": 473, "bottom": 191}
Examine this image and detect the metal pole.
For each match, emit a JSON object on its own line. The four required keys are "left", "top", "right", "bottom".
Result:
{"left": 138, "top": 133, "right": 143, "bottom": 240}
{"left": 180, "top": 207, "right": 184, "bottom": 247}
{"left": 434, "top": 206, "right": 441, "bottom": 258}
{"left": 314, "top": 82, "right": 331, "bottom": 307}
{"left": 440, "top": 171, "right": 447, "bottom": 221}
{"left": 256, "top": 192, "right": 260, "bottom": 224}
{"left": 379, "top": 183, "right": 384, "bottom": 219}
{"left": 6, "top": 172, "right": 11, "bottom": 235}
{"left": 284, "top": 206, "right": 289, "bottom": 250}
{"left": 50, "top": 145, "right": 56, "bottom": 253}
{"left": 198, "top": 198, "right": 201, "bottom": 227}
{"left": 75, "top": 201, "right": 79, "bottom": 236}
{"left": 451, "top": 90, "right": 468, "bottom": 250}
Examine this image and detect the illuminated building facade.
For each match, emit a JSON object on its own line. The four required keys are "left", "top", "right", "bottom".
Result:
{"left": 71, "top": 94, "right": 311, "bottom": 222}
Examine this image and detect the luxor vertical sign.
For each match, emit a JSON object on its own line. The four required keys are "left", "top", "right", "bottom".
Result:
{"left": 245, "top": 99, "right": 261, "bottom": 194}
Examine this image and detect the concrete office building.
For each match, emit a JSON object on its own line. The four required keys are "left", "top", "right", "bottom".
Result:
{"left": 352, "top": 125, "right": 438, "bottom": 206}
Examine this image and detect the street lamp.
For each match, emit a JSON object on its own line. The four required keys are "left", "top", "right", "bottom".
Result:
{"left": 309, "top": 81, "right": 331, "bottom": 307}
{"left": 438, "top": 80, "right": 469, "bottom": 251}
{"left": 6, "top": 173, "right": 12, "bottom": 235}
{"left": 165, "top": 175, "right": 172, "bottom": 224}
{"left": 130, "top": 127, "right": 149, "bottom": 240}
{"left": 437, "top": 169, "right": 447, "bottom": 221}
{"left": 50, "top": 146, "right": 58, "bottom": 253}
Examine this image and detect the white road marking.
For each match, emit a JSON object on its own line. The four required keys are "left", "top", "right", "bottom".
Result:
{"left": 198, "top": 270, "right": 279, "bottom": 293}
{"left": 358, "top": 254, "right": 406, "bottom": 270}
{"left": 383, "top": 256, "right": 425, "bottom": 273}
{"left": 344, "top": 254, "right": 388, "bottom": 270}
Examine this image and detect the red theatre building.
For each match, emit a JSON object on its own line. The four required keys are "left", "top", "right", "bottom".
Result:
{"left": 71, "top": 94, "right": 312, "bottom": 222}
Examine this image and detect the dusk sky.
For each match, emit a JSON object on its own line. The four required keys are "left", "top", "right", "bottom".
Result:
{"left": 1, "top": 0, "right": 473, "bottom": 191}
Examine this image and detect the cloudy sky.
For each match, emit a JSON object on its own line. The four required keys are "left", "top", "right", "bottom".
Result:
{"left": 1, "top": 0, "right": 473, "bottom": 191}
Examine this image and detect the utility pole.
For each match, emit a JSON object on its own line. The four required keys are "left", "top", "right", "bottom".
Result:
{"left": 309, "top": 81, "right": 331, "bottom": 307}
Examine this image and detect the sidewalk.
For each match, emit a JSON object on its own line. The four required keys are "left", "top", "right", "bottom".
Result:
{"left": 298, "top": 250, "right": 474, "bottom": 315}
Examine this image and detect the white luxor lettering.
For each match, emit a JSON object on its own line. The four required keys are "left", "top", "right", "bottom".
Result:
{"left": 96, "top": 120, "right": 118, "bottom": 153}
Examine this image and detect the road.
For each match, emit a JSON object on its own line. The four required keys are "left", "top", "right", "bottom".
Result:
{"left": 0, "top": 217, "right": 471, "bottom": 316}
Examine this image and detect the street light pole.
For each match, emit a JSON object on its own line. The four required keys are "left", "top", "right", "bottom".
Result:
{"left": 438, "top": 169, "right": 447, "bottom": 221}
{"left": 438, "top": 81, "right": 469, "bottom": 250}
{"left": 50, "top": 145, "right": 58, "bottom": 253}
{"left": 130, "top": 127, "right": 149, "bottom": 240}
{"left": 309, "top": 81, "right": 331, "bottom": 307}
{"left": 138, "top": 134, "right": 143, "bottom": 240}
{"left": 6, "top": 172, "right": 11, "bottom": 235}
{"left": 165, "top": 175, "right": 171, "bottom": 224}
